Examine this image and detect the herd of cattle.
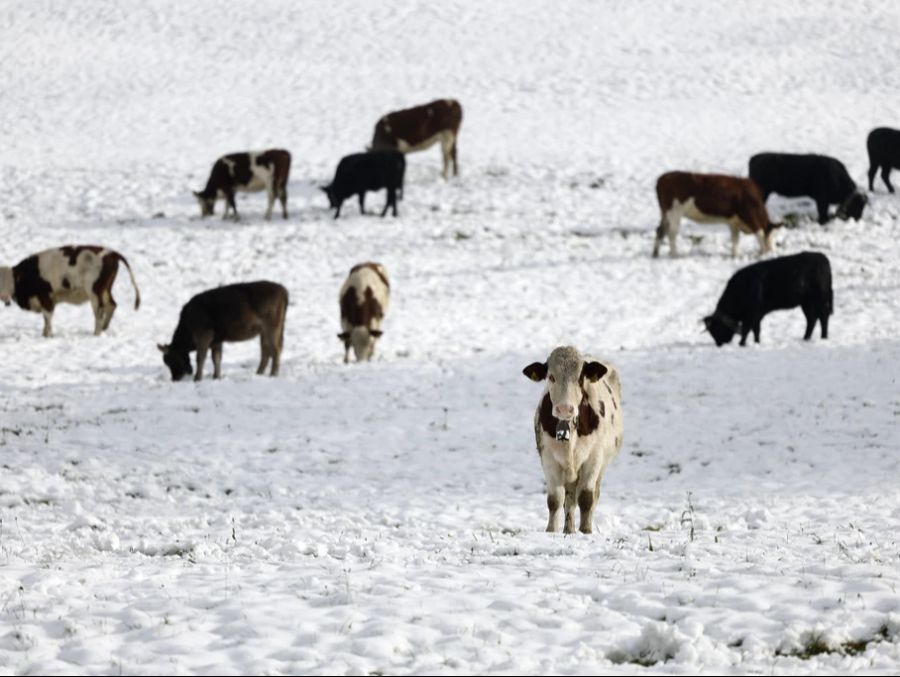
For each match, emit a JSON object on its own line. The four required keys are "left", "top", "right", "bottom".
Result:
{"left": 2, "top": 98, "right": 899, "bottom": 532}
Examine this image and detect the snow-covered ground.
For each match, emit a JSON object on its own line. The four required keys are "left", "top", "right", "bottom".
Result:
{"left": 2, "top": 0, "right": 900, "bottom": 673}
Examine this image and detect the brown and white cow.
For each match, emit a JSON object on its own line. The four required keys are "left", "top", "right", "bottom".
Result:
{"left": 653, "top": 171, "right": 780, "bottom": 258}
{"left": 370, "top": 99, "right": 463, "bottom": 179}
{"left": 0, "top": 245, "right": 141, "bottom": 337}
{"left": 338, "top": 262, "right": 389, "bottom": 363}
{"left": 523, "top": 346, "right": 624, "bottom": 534}
{"left": 194, "top": 149, "right": 291, "bottom": 220}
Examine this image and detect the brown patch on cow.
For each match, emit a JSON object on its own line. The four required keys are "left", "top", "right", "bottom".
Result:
{"left": 656, "top": 171, "right": 769, "bottom": 234}
{"left": 370, "top": 99, "right": 463, "bottom": 149}
{"left": 577, "top": 489, "right": 594, "bottom": 514}
{"left": 349, "top": 262, "right": 390, "bottom": 289}
{"left": 538, "top": 393, "right": 557, "bottom": 437}
{"left": 12, "top": 255, "right": 53, "bottom": 312}
{"left": 576, "top": 397, "right": 600, "bottom": 436}
{"left": 256, "top": 149, "right": 291, "bottom": 192}
{"left": 92, "top": 253, "right": 120, "bottom": 305}
{"left": 340, "top": 284, "right": 384, "bottom": 330}
{"left": 60, "top": 245, "right": 103, "bottom": 266}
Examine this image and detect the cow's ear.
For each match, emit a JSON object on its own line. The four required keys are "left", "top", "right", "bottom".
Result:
{"left": 337, "top": 332, "right": 349, "bottom": 341}
{"left": 157, "top": 343, "right": 169, "bottom": 354}
{"left": 522, "top": 362, "right": 548, "bottom": 382}
{"left": 369, "top": 329, "right": 383, "bottom": 338}
{"left": 192, "top": 191, "right": 201, "bottom": 198}
{"left": 581, "top": 361, "right": 608, "bottom": 382}
{"left": 703, "top": 315, "right": 714, "bottom": 330}
{"left": 320, "top": 186, "right": 330, "bottom": 193}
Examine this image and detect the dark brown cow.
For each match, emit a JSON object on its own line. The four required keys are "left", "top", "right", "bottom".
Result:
{"left": 0, "top": 245, "right": 141, "bottom": 337}
{"left": 370, "top": 99, "right": 463, "bottom": 179}
{"left": 158, "top": 281, "right": 288, "bottom": 382}
{"left": 194, "top": 149, "right": 291, "bottom": 220}
{"left": 653, "top": 171, "right": 780, "bottom": 258}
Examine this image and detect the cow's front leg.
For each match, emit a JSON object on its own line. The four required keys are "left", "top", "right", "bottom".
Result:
{"left": 563, "top": 481, "right": 578, "bottom": 534}
{"left": 194, "top": 335, "right": 212, "bottom": 381}
{"left": 729, "top": 224, "right": 741, "bottom": 259}
{"left": 578, "top": 486, "right": 596, "bottom": 534}
{"left": 90, "top": 295, "right": 103, "bottom": 335}
{"left": 358, "top": 192, "right": 366, "bottom": 215}
{"left": 816, "top": 199, "right": 830, "bottom": 225}
{"left": 257, "top": 332, "right": 271, "bottom": 374}
{"left": 225, "top": 190, "right": 239, "bottom": 222}
{"left": 41, "top": 310, "right": 53, "bottom": 338}
{"left": 211, "top": 343, "right": 223, "bottom": 379}
{"left": 546, "top": 484, "right": 564, "bottom": 533}
{"left": 265, "top": 185, "right": 275, "bottom": 220}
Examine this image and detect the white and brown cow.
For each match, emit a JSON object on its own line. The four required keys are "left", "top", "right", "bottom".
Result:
{"left": 370, "top": 99, "right": 463, "bottom": 179}
{"left": 0, "top": 245, "right": 141, "bottom": 337}
{"left": 653, "top": 171, "right": 780, "bottom": 258}
{"left": 523, "top": 346, "right": 623, "bottom": 534}
{"left": 338, "top": 262, "right": 390, "bottom": 363}
{"left": 194, "top": 149, "right": 291, "bottom": 220}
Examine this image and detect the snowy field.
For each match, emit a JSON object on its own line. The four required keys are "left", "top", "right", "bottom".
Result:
{"left": 2, "top": 0, "right": 900, "bottom": 673}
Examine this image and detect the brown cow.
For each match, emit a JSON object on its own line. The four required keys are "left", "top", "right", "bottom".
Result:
{"left": 653, "top": 171, "right": 779, "bottom": 258}
{"left": 338, "top": 262, "right": 389, "bottom": 363}
{"left": 370, "top": 99, "right": 463, "bottom": 179}
{"left": 0, "top": 245, "right": 140, "bottom": 337}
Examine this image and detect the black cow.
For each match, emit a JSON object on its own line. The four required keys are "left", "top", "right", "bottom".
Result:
{"left": 748, "top": 153, "right": 867, "bottom": 225}
{"left": 867, "top": 127, "right": 900, "bottom": 193}
{"left": 158, "top": 281, "right": 288, "bottom": 381}
{"left": 321, "top": 151, "right": 405, "bottom": 219}
{"left": 703, "top": 252, "right": 833, "bottom": 347}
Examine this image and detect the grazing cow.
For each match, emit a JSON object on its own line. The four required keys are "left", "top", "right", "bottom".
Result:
{"left": 370, "top": 99, "right": 463, "bottom": 179}
{"left": 338, "top": 262, "right": 389, "bottom": 363}
{"left": 321, "top": 151, "right": 405, "bottom": 219}
{"left": 749, "top": 152, "right": 867, "bottom": 225}
{"left": 0, "top": 245, "right": 140, "bottom": 337}
{"left": 194, "top": 149, "right": 291, "bottom": 220}
{"left": 703, "top": 252, "right": 833, "bottom": 347}
{"left": 867, "top": 127, "right": 900, "bottom": 193}
{"left": 158, "top": 281, "right": 288, "bottom": 381}
{"left": 654, "top": 171, "right": 779, "bottom": 258}
{"left": 523, "top": 347, "right": 624, "bottom": 534}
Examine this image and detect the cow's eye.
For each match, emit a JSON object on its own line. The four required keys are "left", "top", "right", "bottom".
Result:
{"left": 549, "top": 374, "right": 556, "bottom": 383}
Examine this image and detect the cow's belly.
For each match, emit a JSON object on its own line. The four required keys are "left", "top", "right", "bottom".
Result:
{"left": 222, "top": 174, "right": 269, "bottom": 195}
{"left": 52, "top": 287, "right": 90, "bottom": 305}
{"left": 678, "top": 200, "right": 754, "bottom": 233}
{"left": 396, "top": 132, "right": 447, "bottom": 153}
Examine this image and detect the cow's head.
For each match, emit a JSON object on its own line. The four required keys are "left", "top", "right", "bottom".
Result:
{"left": 158, "top": 343, "right": 193, "bottom": 381}
{"left": 338, "top": 327, "right": 383, "bottom": 362}
{"left": 0, "top": 267, "right": 14, "bottom": 306}
{"left": 703, "top": 313, "right": 738, "bottom": 346}
{"left": 523, "top": 347, "right": 607, "bottom": 440}
{"left": 320, "top": 185, "right": 337, "bottom": 209}
{"left": 837, "top": 191, "right": 867, "bottom": 221}
{"left": 193, "top": 191, "right": 215, "bottom": 217}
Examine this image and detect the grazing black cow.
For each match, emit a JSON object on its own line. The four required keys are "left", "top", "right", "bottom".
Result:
{"left": 867, "top": 127, "right": 900, "bottom": 193}
{"left": 158, "top": 281, "right": 288, "bottom": 381}
{"left": 748, "top": 153, "right": 867, "bottom": 225}
{"left": 194, "top": 149, "right": 291, "bottom": 220}
{"left": 321, "top": 151, "right": 405, "bottom": 219}
{"left": 703, "top": 252, "right": 833, "bottom": 347}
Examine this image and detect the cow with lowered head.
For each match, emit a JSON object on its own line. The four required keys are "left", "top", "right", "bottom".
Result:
{"left": 654, "top": 171, "right": 779, "bottom": 258}
{"left": 159, "top": 281, "right": 288, "bottom": 381}
{"left": 523, "top": 347, "right": 624, "bottom": 534}
{"left": 338, "top": 262, "right": 389, "bottom": 363}
{"left": 704, "top": 251, "right": 833, "bottom": 347}
{"left": 322, "top": 151, "right": 405, "bottom": 219}
{"left": 194, "top": 149, "right": 291, "bottom": 221}
{"left": 0, "top": 245, "right": 140, "bottom": 337}
{"left": 370, "top": 99, "right": 463, "bottom": 179}
{"left": 867, "top": 127, "right": 900, "bottom": 193}
{"left": 748, "top": 152, "right": 867, "bottom": 225}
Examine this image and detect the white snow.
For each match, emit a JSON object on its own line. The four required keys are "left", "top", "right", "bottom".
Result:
{"left": 2, "top": 0, "right": 900, "bottom": 673}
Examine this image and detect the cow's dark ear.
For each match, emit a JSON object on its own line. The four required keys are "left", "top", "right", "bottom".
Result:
{"left": 369, "top": 329, "right": 383, "bottom": 338}
{"left": 703, "top": 315, "right": 714, "bottom": 330}
{"left": 337, "top": 332, "right": 349, "bottom": 341}
{"left": 192, "top": 191, "right": 201, "bottom": 198}
{"left": 320, "top": 186, "right": 330, "bottom": 193}
{"left": 157, "top": 343, "right": 169, "bottom": 354}
{"left": 522, "top": 362, "right": 548, "bottom": 381}
{"left": 581, "top": 361, "right": 608, "bottom": 383}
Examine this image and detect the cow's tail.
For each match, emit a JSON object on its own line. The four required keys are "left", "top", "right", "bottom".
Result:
{"left": 114, "top": 252, "right": 141, "bottom": 310}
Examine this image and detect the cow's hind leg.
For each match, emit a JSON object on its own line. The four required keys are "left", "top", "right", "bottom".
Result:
{"left": 211, "top": 343, "right": 223, "bottom": 378}
{"left": 358, "top": 192, "right": 366, "bottom": 215}
{"left": 440, "top": 132, "right": 454, "bottom": 180}
{"left": 279, "top": 183, "right": 288, "bottom": 219}
{"left": 815, "top": 198, "right": 830, "bottom": 225}
{"left": 90, "top": 294, "right": 104, "bottom": 335}
{"left": 41, "top": 310, "right": 54, "bottom": 338}
{"left": 868, "top": 163, "right": 878, "bottom": 192}
{"left": 257, "top": 331, "right": 272, "bottom": 375}
{"left": 194, "top": 332, "right": 212, "bottom": 381}
{"left": 882, "top": 166, "right": 895, "bottom": 193}
{"left": 264, "top": 185, "right": 275, "bottom": 220}
{"left": 381, "top": 188, "right": 398, "bottom": 217}
{"left": 652, "top": 215, "right": 668, "bottom": 258}
{"left": 802, "top": 303, "right": 818, "bottom": 340}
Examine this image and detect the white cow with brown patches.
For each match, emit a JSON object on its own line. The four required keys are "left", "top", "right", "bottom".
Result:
{"left": 0, "top": 245, "right": 141, "bottom": 337}
{"left": 338, "top": 262, "right": 390, "bottom": 363}
{"left": 523, "top": 346, "right": 623, "bottom": 534}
